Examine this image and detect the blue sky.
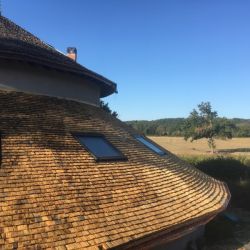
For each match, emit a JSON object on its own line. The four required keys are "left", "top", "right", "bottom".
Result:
{"left": 5, "top": 0, "right": 250, "bottom": 120}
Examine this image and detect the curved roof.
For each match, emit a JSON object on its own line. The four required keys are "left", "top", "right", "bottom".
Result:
{"left": 0, "top": 90, "right": 230, "bottom": 249}
{"left": 0, "top": 16, "right": 117, "bottom": 97}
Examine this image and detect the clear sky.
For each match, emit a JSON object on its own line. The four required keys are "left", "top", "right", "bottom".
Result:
{"left": 4, "top": 0, "right": 250, "bottom": 121}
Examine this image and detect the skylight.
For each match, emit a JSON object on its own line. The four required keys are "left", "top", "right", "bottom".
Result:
{"left": 135, "top": 135, "right": 166, "bottom": 156}
{"left": 74, "top": 133, "right": 127, "bottom": 161}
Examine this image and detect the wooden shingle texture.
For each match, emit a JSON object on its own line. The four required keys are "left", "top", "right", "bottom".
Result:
{"left": 0, "top": 15, "right": 116, "bottom": 97}
{"left": 0, "top": 90, "right": 230, "bottom": 249}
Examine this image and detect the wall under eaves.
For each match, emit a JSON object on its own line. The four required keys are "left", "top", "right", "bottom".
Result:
{"left": 0, "top": 60, "right": 101, "bottom": 106}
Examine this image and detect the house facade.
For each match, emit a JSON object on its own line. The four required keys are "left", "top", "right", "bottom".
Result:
{"left": 0, "top": 15, "right": 230, "bottom": 250}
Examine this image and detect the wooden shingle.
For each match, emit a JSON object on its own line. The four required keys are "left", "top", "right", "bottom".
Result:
{"left": 0, "top": 90, "right": 230, "bottom": 249}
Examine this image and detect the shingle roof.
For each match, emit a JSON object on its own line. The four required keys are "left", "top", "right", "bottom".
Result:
{"left": 0, "top": 90, "right": 230, "bottom": 249}
{"left": 0, "top": 15, "right": 116, "bottom": 97}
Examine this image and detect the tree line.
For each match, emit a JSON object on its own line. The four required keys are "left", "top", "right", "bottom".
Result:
{"left": 126, "top": 117, "right": 250, "bottom": 137}
{"left": 102, "top": 100, "right": 249, "bottom": 152}
{"left": 100, "top": 100, "right": 250, "bottom": 138}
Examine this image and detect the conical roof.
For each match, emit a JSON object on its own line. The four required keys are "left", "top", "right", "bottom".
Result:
{"left": 0, "top": 90, "right": 230, "bottom": 249}
{"left": 0, "top": 15, "right": 116, "bottom": 97}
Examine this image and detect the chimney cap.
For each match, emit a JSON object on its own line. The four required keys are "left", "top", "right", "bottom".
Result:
{"left": 67, "top": 47, "right": 77, "bottom": 54}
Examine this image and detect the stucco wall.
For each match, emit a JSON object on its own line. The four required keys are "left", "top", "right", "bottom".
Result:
{"left": 0, "top": 60, "right": 101, "bottom": 106}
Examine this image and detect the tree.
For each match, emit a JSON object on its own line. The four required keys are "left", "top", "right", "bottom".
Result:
{"left": 183, "top": 102, "right": 236, "bottom": 153}
{"left": 100, "top": 101, "right": 118, "bottom": 118}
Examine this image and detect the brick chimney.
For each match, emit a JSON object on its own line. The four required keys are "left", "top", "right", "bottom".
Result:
{"left": 67, "top": 47, "right": 77, "bottom": 61}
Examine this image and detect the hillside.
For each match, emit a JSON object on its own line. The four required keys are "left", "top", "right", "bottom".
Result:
{"left": 126, "top": 118, "right": 250, "bottom": 137}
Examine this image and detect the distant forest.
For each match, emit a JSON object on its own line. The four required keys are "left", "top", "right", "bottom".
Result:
{"left": 126, "top": 118, "right": 250, "bottom": 137}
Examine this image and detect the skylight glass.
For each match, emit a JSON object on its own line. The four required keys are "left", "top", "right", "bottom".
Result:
{"left": 135, "top": 135, "right": 166, "bottom": 156}
{"left": 74, "top": 133, "right": 127, "bottom": 161}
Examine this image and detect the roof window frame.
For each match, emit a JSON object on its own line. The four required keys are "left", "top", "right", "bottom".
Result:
{"left": 134, "top": 135, "right": 167, "bottom": 156}
{"left": 72, "top": 132, "right": 127, "bottom": 162}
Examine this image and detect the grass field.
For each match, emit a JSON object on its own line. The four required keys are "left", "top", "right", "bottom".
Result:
{"left": 149, "top": 136, "right": 250, "bottom": 157}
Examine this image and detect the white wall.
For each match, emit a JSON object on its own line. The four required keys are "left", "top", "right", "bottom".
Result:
{"left": 0, "top": 61, "right": 101, "bottom": 106}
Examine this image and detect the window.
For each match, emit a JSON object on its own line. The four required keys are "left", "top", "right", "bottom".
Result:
{"left": 135, "top": 135, "right": 166, "bottom": 156}
{"left": 73, "top": 133, "right": 127, "bottom": 161}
